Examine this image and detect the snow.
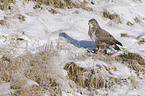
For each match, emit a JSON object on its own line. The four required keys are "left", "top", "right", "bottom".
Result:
{"left": 0, "top": 0, "right": 145, "bottom": 95}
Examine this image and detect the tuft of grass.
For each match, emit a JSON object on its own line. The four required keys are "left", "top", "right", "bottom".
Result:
{"left": 33, "top": 4, "right": 41, "bottom": 9}
{"left": 134, "top": 17, "right": 140, "bottom": 23}
{"left": 134, "top": 16, "right": 143, "bottom": 25}
{"left": 10, "top": 79, "right": 28, "bottom": 90}
{"left": 103, "top": 9, "right": 121, "bottom": 23}
{"left": 11, "top": 84, "right": 44, "bottom": 96}
{"left": 25, "top": 68, "right": 62, "bottom": 95}
{"left": 0, "top": 44, "right": 63, "bottom": 96}
{"left": 48, "top": 8, "right": 60, "bottom": 14}
{"left": 0, "top": 0, "right": 15, "bottom": 10}
{"left": 133, "top": 0, "right": 142, "bottom": 3}
{"left": 121, "top": 33, "right": 129, "bottom": 37}
{"left": 18, "top": 14, "right": 25, "bottom": 22}
{"left": 0, "top": 20, "right": 5, "bottom": 26}
{"left": 127, "top": 21, "right": 134, "bottom": 26}
{"left": 1, "top": 14, "right": 25, "bottom": 28}
{"left": 73, "top": 10, "right": 80, "bottom": 14}
{"left": 115, "top": 52, "right": 145, "bottom": 75}
{"left": 120, "top": 33, "right": 136, "bottom": 38}
{"left": 64, "top": 62, "right": 119, "bottom": 91}
{"left": 0, "top": 54, "right": 23, "bottom": 82}
{"left": 138, "top": 38, "right": 145, "bottom": 45}
{"left": 117, "top": 52, "right": 145, "bottom": 65}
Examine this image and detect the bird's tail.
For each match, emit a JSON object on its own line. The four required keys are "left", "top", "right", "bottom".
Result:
{"left": 116, "top": 40, "right": 123, "bottom": 46}
{"left": 114, "top": 44, "right": 121, "bottom": 51}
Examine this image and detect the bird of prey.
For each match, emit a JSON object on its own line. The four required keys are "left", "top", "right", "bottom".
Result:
{"left": 88, "top": 19, "right": 123, "bottom": 54}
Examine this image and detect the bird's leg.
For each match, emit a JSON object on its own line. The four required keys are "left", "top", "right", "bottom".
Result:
{"left": 95, "top": 48, "right": 100, "bottom": 54}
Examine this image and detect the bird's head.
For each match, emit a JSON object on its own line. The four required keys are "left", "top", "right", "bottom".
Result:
{"left": 88, "top": 19, "right": 99, "bottom": 29}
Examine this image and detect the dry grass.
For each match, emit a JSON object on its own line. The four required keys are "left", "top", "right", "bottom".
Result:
{"left": 120, "top": 33, "right": 130, "bottom": 37}
{"left": 0, "top": 0, "right": 92, "bottom": 11}
{"left": 126, "top": 16, "right": 143, "bottom": 26}
{"left": 127, "top": 21, "right": 134, "bottom": 26}
{"left": 120, "top": 33, "right": 145, "bottom": 45}
{"left": 103, "top": 9, "right": 121, "bottom": 24}
{"left": 0, "top": 45, "right": 62, "bottom": 96}
{"left": 11, "top": 84, "right": 44, "bottom": 96}
{"left": 120, "top": 33, "right": 136, "bottom": 38}
{"left": 138, "top": 38, "right": 145, "bottom": 45}
{"left": 1, "top": 14, "right": 26, "bottom": 28}
{"left": 0, "top": 0, "right": 15, "bottom": 10}
{"left": 133, "top": 0, "right": 142, "bottom": 3}
{"left": 64, "top": 62, "right": 120, "bottom": 91}
{"left": 0, "top": 1, "right": 145, "bottom": 95}
{"left": 0, "top": 54, "right": 25, "bottom": 82}
{"left": 115, "top": 52, "right": 145, "bottom": 75}
{"left": 63, "top": 51, "right": 145, "bottom": 92}
{"left": 18, "top": 14, "right": 25, "bottom": 22}
{"left": 0, "top": 20, "right": 5, "bottom": 26}
{"left": 29, "top": 0, "right": 92, "bottom": 10}
{"left": 0, "top": 39, "right": 144, "bottom": 95}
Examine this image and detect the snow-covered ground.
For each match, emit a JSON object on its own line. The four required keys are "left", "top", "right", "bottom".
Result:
{"left": 0, "top": 0, "right": 145, "bottom": 95}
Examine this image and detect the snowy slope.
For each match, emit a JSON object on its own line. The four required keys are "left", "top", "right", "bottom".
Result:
{"left": 0, "top": 0, "right": 145, "bottom": 96}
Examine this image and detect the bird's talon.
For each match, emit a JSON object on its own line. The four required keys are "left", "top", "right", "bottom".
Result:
{"left": 95, "top": 52, "right": 99, "bottom": 54}
{"left": 88, "top": 19, "right": 123, "bottom": 55}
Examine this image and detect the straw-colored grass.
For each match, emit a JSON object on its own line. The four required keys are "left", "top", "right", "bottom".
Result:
{"left": 0, "top": 0, "right": 15, "bottom": 10}
{"left": 0, "top": 45, "right": 62, "bottom": 96}
{"left": 103, "top": 9, "right": 122, "bottom": 24}
{"left": 64, "top": 62, "right": 119, "bottom": 91}
{"left": 29, "top": 0, "right": 92, "bottom": 10}
{"left": 115, "top": 52, "right": 145, "bottom": 75}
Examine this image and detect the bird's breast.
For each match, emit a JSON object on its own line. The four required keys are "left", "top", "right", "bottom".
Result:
{"left": 91, "top": 31, "right": 98, "bottom": 42}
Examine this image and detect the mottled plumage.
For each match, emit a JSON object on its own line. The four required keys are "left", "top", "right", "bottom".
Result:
{"left": 88, "top": 19, "right": 122, "bottom": 53}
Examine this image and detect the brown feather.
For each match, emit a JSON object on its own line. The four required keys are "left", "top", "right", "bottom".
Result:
{"left": 88, "top": 19, "right": 123, "bottom": 51}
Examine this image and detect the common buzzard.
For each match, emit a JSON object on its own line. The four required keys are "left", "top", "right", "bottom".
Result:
{"left": 88, "top": 19, "right": 123, "bottom": 54}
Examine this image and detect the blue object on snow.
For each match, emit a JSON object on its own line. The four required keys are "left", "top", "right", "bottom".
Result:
{"left": 136, "top": 33, "right": 145, "bottom": 39}
{"left": 59, "top": 32, "right": 97, "bottom": 50}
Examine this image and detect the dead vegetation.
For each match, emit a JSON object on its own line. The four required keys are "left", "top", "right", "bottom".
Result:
{"left": 121, "top": 33, "right": 130, "bottom": 37}
{"left": 0, "top": 1, "right": 145, "bottom": 95}
{"left": 103, "top": 9, "right": 121, "bottom": 24}
{"left": 0, "top": 20, "right": 5, "bottom": 26}
{"left": 0, "top": 41, "right": 144, "bottom": 95}
{"left": 127, "top": 21, "right": 134, "bottom": 26}
{"left": 0, "top": 45, "right": 62, "bottom": 96}
{"left": 18, "top": 14, "right": 25, "bottom": 22}
{"left": 133, "top": 0, "right": 142, "bottom": 3}
{"left": 64, "top": 62, "right": 121, "bottom": 91}
{"left": 0, "top": 0, "right": 15, "bottom": 10}
{"left": 102, "top": 9, "right": 143, "bottom": 26}
{"left": 120, "top": 33, "right": 145, "bottom": 45}
{"left": 117, "top": 52, "right": 145, "bottom": 65}
{"left": 126, "top": 16, "right": 143, "bottom": 26}
{"left": 134, "top": 17, "right": 142, "bottom": 23}
{"left": 115, "top": 52, "right": 145, "bottom": 75}
{"left": 138, "top": 38, "right": 145, "bottom": 45}
{"left": 29, "top": 0, "right": 92, "bottom": 11}
{"left": 48, "top": 8, "right": 60, "bottom": 14}
{"left": 11, "top": 84, "right": 44, "bottom": 96}
{"left": 0, "top": 0, "right": 92, "bottom": 11}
